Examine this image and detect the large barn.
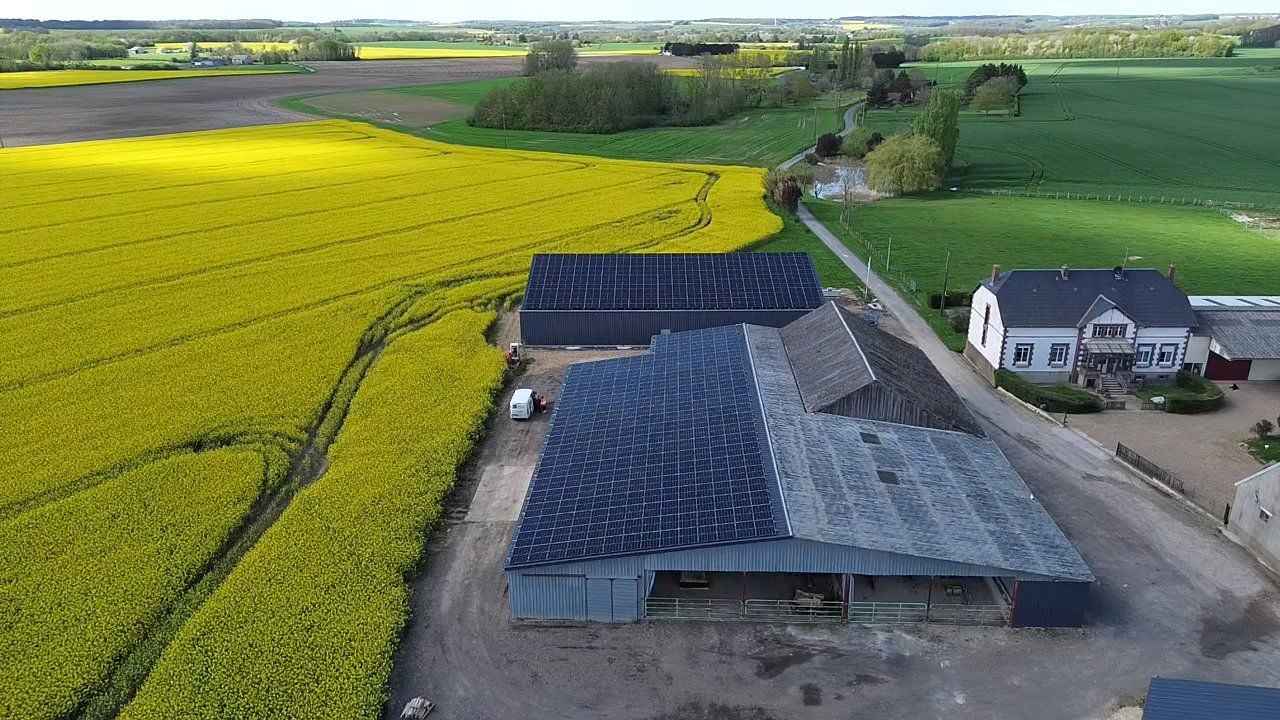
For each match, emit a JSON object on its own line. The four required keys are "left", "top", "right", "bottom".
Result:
{"left": 518, "top": 252, "right": 825, "bottom": 346}
{"left": 505, "top": 303, "right": 1094, "bottom": 627}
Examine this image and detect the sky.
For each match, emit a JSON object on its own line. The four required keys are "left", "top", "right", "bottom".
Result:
{"left": 6, "top": 1, "right": 1276, "bottom": 22}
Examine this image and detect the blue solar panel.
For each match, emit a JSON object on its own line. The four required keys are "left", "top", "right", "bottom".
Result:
{"left": 522, "top": 253, "right": 825, "bottom": 312}
{"left": 505, "top": 325, "right": 789, "bottom": 568}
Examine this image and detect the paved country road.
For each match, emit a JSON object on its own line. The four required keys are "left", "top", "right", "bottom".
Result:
{"left": 0, "top": 55, "right": 693, "bottom": 147}
{"left": 778, "top": 101, "right": 864, "bottom": 170}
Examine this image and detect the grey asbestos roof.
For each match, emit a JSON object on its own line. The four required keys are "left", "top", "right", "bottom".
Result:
{"left": 981, "top": 269, "right": 1196, "bottom": 329}
{"left": 780, "top": 302, "right": 981, "bottom": 435}
{"left": 747, "top": 324, "right": 1095, "bottom": 582}
{"left": 1195, "top": 310, "right": 1280, "bottom": 360}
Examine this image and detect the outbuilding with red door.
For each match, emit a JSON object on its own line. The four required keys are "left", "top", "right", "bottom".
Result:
{"left": 1187, "top": 296, "right": 1280, "bottom": 381}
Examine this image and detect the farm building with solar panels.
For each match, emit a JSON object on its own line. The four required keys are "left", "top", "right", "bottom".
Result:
{"left": 505, "top": 302, "right": 1094, "bottom": 627}
{"left": 519, "top": 253, "right": 826, "bottom": 346}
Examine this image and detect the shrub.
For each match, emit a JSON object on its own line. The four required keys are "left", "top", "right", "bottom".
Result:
{"left": 1164, "top": 371, "right": 1225, "bottom": 414}
{"left": 804, "top": 151, "right": 819, "bottom": 165}
{"left": 995, "top": 369, "right": 1104, "bottom": 414}
{"left": 928, "top": 290, "right": 971, "bottom": 309}
{"left": 841, "top": 127, "right": 877, "bottom": 158}
{"left": 864, "top": 134, "right": 942, "bottom": 195}
{"left": 815, "top": 132, "right": 842, "bottom": 157}
{"left": 1253, "top": 419, "right": 1275, "bottom": 439}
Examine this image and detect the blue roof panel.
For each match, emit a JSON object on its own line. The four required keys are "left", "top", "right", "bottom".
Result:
{"left": 522, "top": 253, "right": 825, "bottom": 312}
{"left": 1143, "top": 678, "right": 1280, "bottom": 720}
{"left": 505, "top": 325, "right": 789, "bottom": 569}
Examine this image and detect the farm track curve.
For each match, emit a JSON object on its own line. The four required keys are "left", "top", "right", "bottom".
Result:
{"left": 0, "top": 56, "right": 693, "bottom": 148}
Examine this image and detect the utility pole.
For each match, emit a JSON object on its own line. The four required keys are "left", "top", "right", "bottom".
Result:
{"left": 939, "top": 251, "right": 951, "bottom": 317}
{"left": 885, "top": 236, "right": 892, "bottom": 273}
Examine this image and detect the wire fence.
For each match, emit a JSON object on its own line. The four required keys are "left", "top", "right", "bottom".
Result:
{"left": 962, "top": 187, "right": 1279, "bottom": 213}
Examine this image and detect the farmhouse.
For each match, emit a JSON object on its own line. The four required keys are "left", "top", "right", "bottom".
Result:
{"left": 965, "top": 266, "right": 1196, "bottom": 393}
{"left": 506, "top": 303, "right": 1094, "bottom": 626}
{"left": 1185, "top": 296, "right": 1280, "bottom": 381}
{"left": 518, "top": 253, "right": 825, "bottom": 346}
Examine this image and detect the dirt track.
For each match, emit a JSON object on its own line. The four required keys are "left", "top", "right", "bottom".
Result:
{"left": 0, "top": 56, "right": 691, "bottom": 147}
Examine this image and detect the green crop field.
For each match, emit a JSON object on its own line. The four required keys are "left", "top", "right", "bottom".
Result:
{"left": 286, "top": 79, "right": 859, "bottom": 167}
{"left": 865, "top": 53, "right": 1280, "bottom": 207}
{"left": 747, "top": 204, "right": 865, "bottom": 292}
{"left": 808, "top": 194, "right": 1280, "bottom": 349}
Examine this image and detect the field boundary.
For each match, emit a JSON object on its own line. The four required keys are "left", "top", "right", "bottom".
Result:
{"left": 961, "top": 187, "right": 1279, "bottom": 212}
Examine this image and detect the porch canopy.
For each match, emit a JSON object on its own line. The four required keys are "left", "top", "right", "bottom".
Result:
{"left": 1083, "top": 338, "right": 1135, "bottom": 356}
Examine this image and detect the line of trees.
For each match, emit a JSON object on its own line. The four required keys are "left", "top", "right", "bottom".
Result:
{"left": 1244, "top": 24, "right": 1280, "bottom": 47}
{"left": 662, "top": 42, "right": 739, "bottom": 56}
{"left": 864, "top": 89, "right": 962, "bottom": 195}
{"left": 922, "top": 29, "right": 1235, "bottom": 61}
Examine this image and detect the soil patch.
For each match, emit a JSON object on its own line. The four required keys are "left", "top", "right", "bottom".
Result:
{"left": 304, "top": 89, "right": 470, "bottom": 126}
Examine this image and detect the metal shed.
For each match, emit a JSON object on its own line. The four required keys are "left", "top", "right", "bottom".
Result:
{"left": 506, "top": 306, "right": 1094, "bottom": 626}
{"left": 518, "top": 253, "right": 825, "bottom": 346}
{"left": 1143, "top": 677, "right": 1280, "bottom": 719}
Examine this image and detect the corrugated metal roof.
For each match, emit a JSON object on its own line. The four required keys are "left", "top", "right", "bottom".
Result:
{"left": 522, "top": 253, "right": 825, "bottom": 311}
{"left": 981, "top": 269, "right": 1196, "bottom": 328}
{"left": 1190, "top": 295, "right": 1280, "bottom": 310}
{"left": 1143, "top": 677, "right": 1280, "bottom": 719}
{"left": 1195, "top": 310, "right": 1280, "bottom": 360}
{"left": 780, "top": 302, "right": 981, "bottom": 434}
{"left": 748, "top": 325, "right": 1095, "bottom": 582}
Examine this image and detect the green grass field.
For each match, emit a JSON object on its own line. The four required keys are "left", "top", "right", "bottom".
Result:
{"left": 286, "top": 79, "right": 859, "bottom": 167}
{"left": 748, "top": 204, "right": 864, "bottom": 292}
{"left": 808, "top": 194, "right": 1280, "bottom": 349}
{"left": 866, "top": 53, "right": 1280, "bottom": 207}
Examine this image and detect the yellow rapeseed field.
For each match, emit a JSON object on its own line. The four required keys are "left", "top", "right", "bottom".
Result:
{"left": 0, "top": 119, "right": 779, "bottom": 718}
{"left": 0, "top": 67, "right": 291, "bottom": 90}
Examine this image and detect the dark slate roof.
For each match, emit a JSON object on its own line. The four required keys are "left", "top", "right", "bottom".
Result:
{"left": 507, "top": 307, "right": 1094, "bottom": 581}
{"left": 522, "top": 253, "right": 825, "bottom": 311}
{"left": 1143, "top": 678, "right": 1280, "bottom": 720}
{"left": 505, "top": 325, "right": 789, "bottom": 570}
{"left": 780, "top": 302, "right": 981, "bottom": 435}
{"left": 1195, "top": 310, "right": 1280, "bottom": 360}
{"left": 980, "top": 269, "right": 1196, "bottom": 329}
{"left": 747, "top": 325, "right": 1095, "bottom": 582}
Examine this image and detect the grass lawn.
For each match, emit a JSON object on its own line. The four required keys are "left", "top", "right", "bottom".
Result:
{"left": 866, "top": 55, "right": 1280, "bottom": 206}
{"left": 286, "top": 79, "right": 860, "bottom": 167}
{"left": 1245, "top": 436, "right": 1280, "bottom": 463}
{"left": 746, "top": 204, "right": 865, "bottom": 292}
{"left": 807, "top": 193, "right": 1280, "bottom": 350}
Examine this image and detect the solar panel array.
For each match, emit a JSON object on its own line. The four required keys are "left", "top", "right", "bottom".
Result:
{"left": 522, "top": 253, "right": 825, "bottom": 312}
{"left": 506, "top": 325, "right": 788, "bottom": 568}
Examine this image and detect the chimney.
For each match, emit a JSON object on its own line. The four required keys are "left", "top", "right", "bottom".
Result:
{"left": 1060, "top": 265, "right": 1069, "bottom": 280}
{"left": 991, "top": 264, "right": 1001, "bottom": 284}
{"left": 1168, "top": 263, "right": 1177, "bottom": 282}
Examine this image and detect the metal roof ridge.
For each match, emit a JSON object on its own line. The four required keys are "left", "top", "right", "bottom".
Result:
{"left": 742, "top": 324, "right": 793, "bottom": 538}
{"left": 831, "top": 301, "right": 875, "bottom": 384}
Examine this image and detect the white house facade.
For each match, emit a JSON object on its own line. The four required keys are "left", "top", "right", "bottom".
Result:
{"left": 965, "top": 266, "right": 1196, "bottom": 393}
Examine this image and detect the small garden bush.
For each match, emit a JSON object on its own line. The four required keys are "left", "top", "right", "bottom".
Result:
{"left": 995, "top": 369, "right": 1103, "bottom": 414}
{"left": 1139, "top": 371, "right": 1225, "bottom": 414}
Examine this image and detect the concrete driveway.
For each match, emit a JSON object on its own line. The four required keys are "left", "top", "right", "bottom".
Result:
{"left": 1070, "top": 382, "right": 1280, "bottom": 515}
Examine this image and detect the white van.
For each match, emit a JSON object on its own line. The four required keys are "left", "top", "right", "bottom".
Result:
{"left": 509, "top": 388, "right": 536, "bottom": 420}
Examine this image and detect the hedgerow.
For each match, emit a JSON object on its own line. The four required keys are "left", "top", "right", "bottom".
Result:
{"left": 995, "top": 369, "right": 1104, "bottom": 414}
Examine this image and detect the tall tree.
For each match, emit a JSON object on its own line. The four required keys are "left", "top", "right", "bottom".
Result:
{"left": 523, "top": 39, "right": 577, "bottom": 76}
{"left": 911, "top": 89, "right": 962, "bottom": 171}
{"left": 865, "top": 135, "right": 943, "bottom": 195}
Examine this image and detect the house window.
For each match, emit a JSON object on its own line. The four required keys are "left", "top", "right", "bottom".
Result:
{"left": 981, "top": 305, "right": 991, "bottom": 346}
{"left": 1136, "top": 344, "right": 1155, "bottom": 366}
{"left": 1157, "top": 343, "right": 1178, "bottom": 367}
{"left": 1012, "top": 343, "right": 1033, "bottom": 367}
{"left": 1048, "top": 343, "right": 1070, "bottom": 367}
{"left": 1092, "top": 324, "right": 1127, "bottom": 338}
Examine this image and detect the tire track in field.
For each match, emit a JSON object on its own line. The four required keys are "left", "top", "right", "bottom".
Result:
{"left": 1, "top": 148, "right": 448, "bottom": 211}
{"left": 0, "top": 187, "right": 711, "bottom": 395}
{"left": 0, "top": 167, "right": 673, "bottom": 320}
{"left": 0, "top": 159, "right": 594, "bottom": 271}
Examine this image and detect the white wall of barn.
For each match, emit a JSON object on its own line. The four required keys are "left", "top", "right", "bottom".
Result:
{"left": 966, "top": 285, "right": 1005, "bottom": 370}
